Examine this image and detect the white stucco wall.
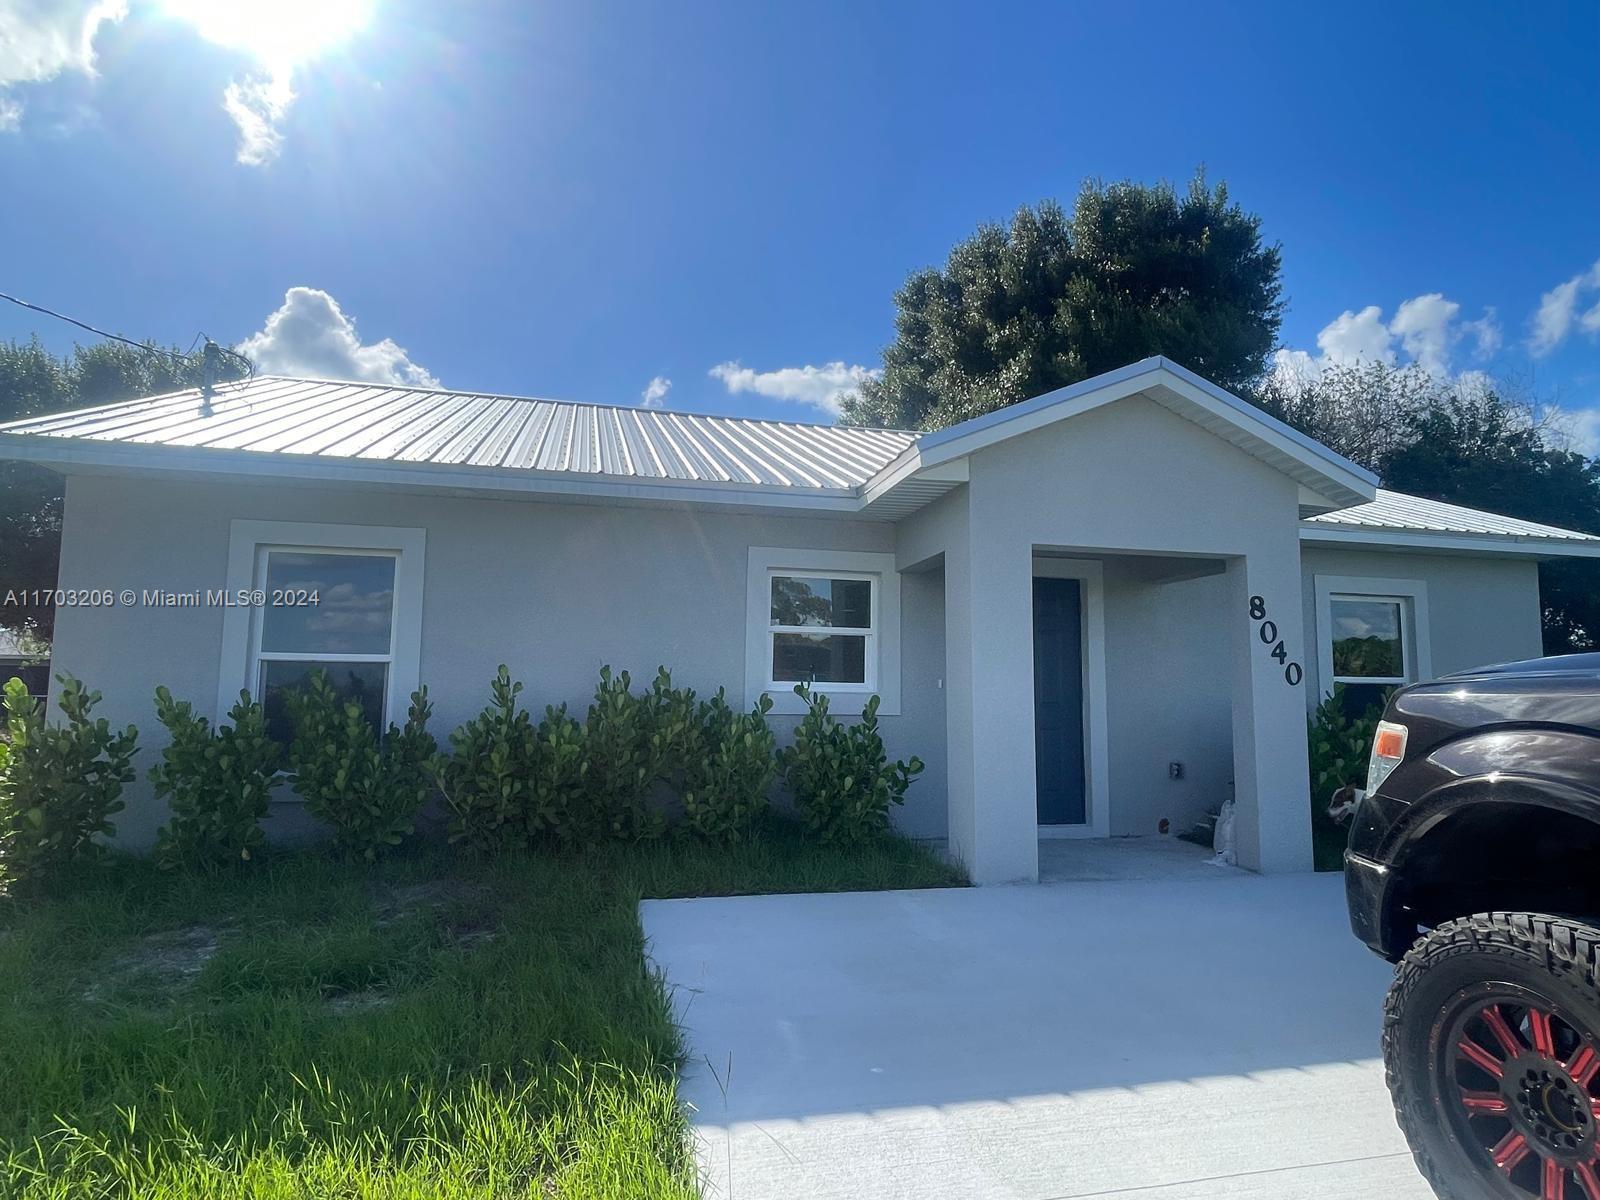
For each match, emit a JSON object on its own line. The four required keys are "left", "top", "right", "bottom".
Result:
{"left": 1298, "top": 545, "right": 1544, "bottom": 702}
{"left": 42, "top": 442, "right": 1557, "bottom": 869}
{"left": 50, "top": 474, "right": 946, "bottom": 846}
{"left": 1101, "top": 565, "right": 1233, "bottom": 840}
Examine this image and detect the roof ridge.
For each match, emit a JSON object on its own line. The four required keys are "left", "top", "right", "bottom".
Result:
{"left": 239, "top": 375, "right": 921, "bottom": 437}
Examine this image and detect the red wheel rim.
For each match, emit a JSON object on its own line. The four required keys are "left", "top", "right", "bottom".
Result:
{"left": 1442, "top": 993, "right": 1600, "bottom": 1199}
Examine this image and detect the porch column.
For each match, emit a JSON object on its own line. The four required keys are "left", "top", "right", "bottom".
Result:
{"left": 1224, "top": 546, "right": 1314, "bottom": 873}
{"left": 946, "top": 534, "right": 1039, "bottom": 884}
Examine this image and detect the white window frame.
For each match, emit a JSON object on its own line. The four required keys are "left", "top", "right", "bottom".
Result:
{"left": 218, "top": 521, "right": 426, "bottom": 735}
{"left": 746, "top": 547, "right": 900, "bottom": 716}
{"left": 1313, "top": 574, "right": 1431, "bottom": 700}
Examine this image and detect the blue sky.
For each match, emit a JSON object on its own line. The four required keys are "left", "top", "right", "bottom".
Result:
{"left": 2, "top": 1, "right": 1597, "bottom": 438}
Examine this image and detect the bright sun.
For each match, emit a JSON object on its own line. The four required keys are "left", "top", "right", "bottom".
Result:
{"left": 164, "top": 0, "right": 375, "bottom": 71}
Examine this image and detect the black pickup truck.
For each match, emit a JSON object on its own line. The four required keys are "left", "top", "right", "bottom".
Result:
{"left": 1345, "top": 653, "right": 1600, "bottom": 1200}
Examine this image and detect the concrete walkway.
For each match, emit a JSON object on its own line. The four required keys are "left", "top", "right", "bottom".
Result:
{"left": 642, "top": 870, "right": 1434, "bottom": 1200}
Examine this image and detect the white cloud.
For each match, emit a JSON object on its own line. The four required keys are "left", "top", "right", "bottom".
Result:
{"left": 1315, "top": 305, "right": 1396, "bottom": 366}
{"left": 1268, "top": 347, "right": 1319, "bottom": 389}
{"left": 1390, "top": 293, "right": 1460, "bottom": 376}
{"left": 1530, "top": 259, "right": 1600, "bottom": 357}
{"left": 222, "top": 72, "right": 292, "bottom": 166}
{"left": 0, "top": 0, "right": 127, "bottom": 129}
{"left": 164, "top": 0, "right": 372, "bottom": 166}
{"left": 1554, "top": 406, "right": 1600, "bottom": 459}
{"left": 0, "top": 1, "right": 370, "bottom": 162}
{"left": 1274, "top": 293, "right": 1504, "bottom": 387}
{"left": 640, "top": 375, "right": 671, "bottom": 408}
{"left": 1462, "top": 307, "right": 1502, "bottom": 358}
{"left": 237, "top": 287, "right": 439, "bottom": 387}
{"left": 709, "top": 361, "right": 879, "bottom": 417}
{"left": 1582, "top": 300, "right": 1600, "bottom": 337}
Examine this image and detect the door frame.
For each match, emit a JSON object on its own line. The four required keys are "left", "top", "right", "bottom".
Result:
{"left": 1032, "top": 557, "right": 1111, "bottom": 839}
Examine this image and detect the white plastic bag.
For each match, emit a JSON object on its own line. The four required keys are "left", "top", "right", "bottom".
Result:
{"left": 1210, "top": 798, "right": 1236, "bottom": 867}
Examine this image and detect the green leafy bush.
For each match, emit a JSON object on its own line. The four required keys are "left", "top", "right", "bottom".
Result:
{"left": 779, "top": 683, "right": 923, "bottom": 842}
{"left": 284, "top": 671, "right": 436, "bottom": 861}
{"left": 583, "top": 666, "right": 695, "bottom": 842}
{"left": 681, "top": 690, "right": 776, "bottom": 842}
{"left": 0, "top": 674, "right": 137, "bottom": 890}
{"left": 433, "top": 666, "right": 590, "bottom": 850}
{"left": 0, "top": 738, "right": 12, "bottom": 897}
{"left": 150, "top": 687, "right": 281, "bottom": 868}
{"left": 1307, "top": 684, "right": 1385, "bottom": 870}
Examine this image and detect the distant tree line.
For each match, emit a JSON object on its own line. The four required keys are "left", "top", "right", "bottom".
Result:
{"left": 0, "top": 339, "right": 246, "bottom": 639}
{"left": 1256, "top": 362, "right": 1600, "bottom": 652}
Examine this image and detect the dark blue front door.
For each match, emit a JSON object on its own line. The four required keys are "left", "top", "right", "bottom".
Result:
{"left": 1033, "top": 576, "right": 1087, "bottom": 825}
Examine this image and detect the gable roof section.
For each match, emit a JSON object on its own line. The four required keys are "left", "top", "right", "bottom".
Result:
{"left": 863, "top": 356, "right": 1379, "bottom": 515}
{"left": 1302, "top": 488, "right": 1600, "bottom": 557}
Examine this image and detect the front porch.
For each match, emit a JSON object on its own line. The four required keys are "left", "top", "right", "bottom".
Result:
{"left": 898, "top": 532, "right": 1315, "bottom": 884}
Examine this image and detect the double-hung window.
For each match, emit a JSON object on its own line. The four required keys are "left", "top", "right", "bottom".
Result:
{"left": 745, "top": 547, "right": 901, "bottom": 715}
{"left": 768, "top": 572, "right": 876, "bottom": 691}
{"left": 1329, "top": 594, "right": 1411, "bottom": 688}
{"left": 253, "top": 549, "right": 400, "bottom": 743}
{"left": 219, "top": 521, "right": 425, "bottom": 746}
{"left": 1314, "top": 574, "right": 1430, "bottom": 720}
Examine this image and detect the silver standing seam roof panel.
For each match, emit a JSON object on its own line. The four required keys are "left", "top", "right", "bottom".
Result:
{"left": 4, "top": 372, "right": 1599, "bottom": 555}
{"left": 1303, "top": 489, "right": 1600, "bottom": 545}
{"left": 0, "top": 376, "right": 916, "bottom": 491}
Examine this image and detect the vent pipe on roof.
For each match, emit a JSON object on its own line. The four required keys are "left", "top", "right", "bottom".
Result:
{"left": 199, "top": 340, "right": 222, "bottom": 416}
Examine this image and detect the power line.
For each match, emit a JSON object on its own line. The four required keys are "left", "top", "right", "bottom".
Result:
{"left": 0, "top": 289, "right": 254, "bottom": 383}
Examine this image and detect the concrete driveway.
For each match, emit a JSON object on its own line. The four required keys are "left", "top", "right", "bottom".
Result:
{"left": 642, "top": 866, "right": 1436, "bottom": 1200}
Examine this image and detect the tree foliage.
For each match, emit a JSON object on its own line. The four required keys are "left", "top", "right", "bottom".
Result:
{"left": 840, "top": 172, "right": 1283, "bottom": 430}
{"left": 0, "top": 339, "right": 245, "bottom": 639}
{"left": 1258, "top": 362, "right": 1600, "bottom": 652}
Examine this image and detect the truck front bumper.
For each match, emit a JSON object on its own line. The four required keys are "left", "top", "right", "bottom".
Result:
{"left": 1345, "top": 850, "right": 1400, "bottom": 960}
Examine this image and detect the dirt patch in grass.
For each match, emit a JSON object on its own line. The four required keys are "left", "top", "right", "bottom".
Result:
{"left": 374, "top": 879, "right": 474, "bottom": 919}
{"left": 371, "top": 878, "right": 503, "bottom": 952}
{"left": 83, "top": 924, "right": 222, "bottom": 1006}
{"left": 325, "top": 988, "right": 393, "bottom": 1015}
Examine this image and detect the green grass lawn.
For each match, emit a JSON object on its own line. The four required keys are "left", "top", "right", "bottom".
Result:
{"left": 0, "top": 822, "right": 964, "bottom": 1198}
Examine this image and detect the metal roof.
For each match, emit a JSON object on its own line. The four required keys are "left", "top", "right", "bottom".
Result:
{"left": 0, "top": 376, "right": 916, "bottom": 491}
{"left": 1303, "top": 488, "right": 1600, "bottom": 549}
{"left": 2, "top": 373, "right": 1598, "bottom": 557}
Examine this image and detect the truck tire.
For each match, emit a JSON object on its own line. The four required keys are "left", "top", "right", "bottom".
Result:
{"left": 1385, "top": 913, "right": 1600, "bottom": 1199}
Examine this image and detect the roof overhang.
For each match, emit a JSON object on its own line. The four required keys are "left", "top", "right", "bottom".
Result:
{"left": 0, "top": 434, "right": 872, "bottom": 515}
{"left": 1298, "top": 523, "right": 1600, "bottom": 559}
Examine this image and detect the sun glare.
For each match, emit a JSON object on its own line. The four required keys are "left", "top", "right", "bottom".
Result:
{"left": 165, "top": 0, "right": 375, "bottom": 71}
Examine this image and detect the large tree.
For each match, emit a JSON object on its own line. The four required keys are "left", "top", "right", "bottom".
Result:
{"left": 1258, "top": 362, "right": 1600, "bottom": 653}
{"left": 840, "top": 172, "right": 1283, "bottom": 430}
{"left": 1, "top": 339, "right": 242, "bottom": 640}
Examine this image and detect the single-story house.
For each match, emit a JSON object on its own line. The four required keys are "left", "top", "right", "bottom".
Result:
{"left": 3, "top": 356, "right": 1598, "bottom": 884}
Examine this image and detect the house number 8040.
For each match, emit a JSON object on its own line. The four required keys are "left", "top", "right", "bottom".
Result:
{"left": 1248, "top": 595, "right": 1303, "bottom": 686}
